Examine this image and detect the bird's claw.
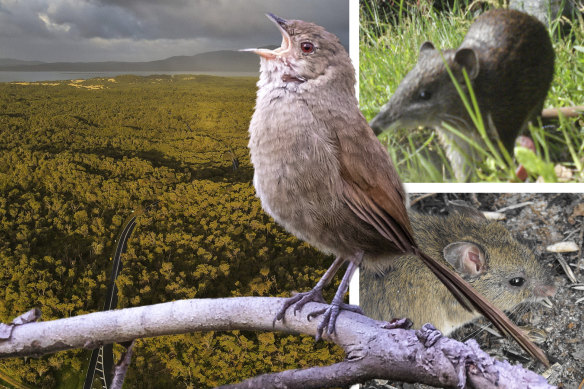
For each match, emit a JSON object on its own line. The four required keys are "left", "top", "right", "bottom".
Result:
{"left": 416, "top": 323, "right": 443, "bottom": 347}
{"left": 309, "top": 302, "right": 363, "bottom": 341}
{"left": 273, "top": 289, "right": 363, "bottom": 340}
{"left": 273, "top": 288, "right": 326, "bottom": 325}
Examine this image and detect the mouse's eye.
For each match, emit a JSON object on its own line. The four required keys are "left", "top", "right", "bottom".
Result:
{"left": 418, "top": 90, "right": 432, "bottom": 100}
{"left": 300, "top": 42, "right": 314, "bottom": 54}
{"left": 509, "top": 277, "right": 525, "bottom": 287}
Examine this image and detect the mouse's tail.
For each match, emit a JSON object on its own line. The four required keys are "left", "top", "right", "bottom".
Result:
{"left": 413, "top": 247, "right": 550, "bottom": 367}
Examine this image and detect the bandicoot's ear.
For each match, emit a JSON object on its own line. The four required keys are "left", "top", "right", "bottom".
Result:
{"left": 443, "top": 241, "right": 486, "bottom": 278}
{"left": 447, "top": 200, "right": 487, "bottom": 222}
{"left": 454, "top": 47, "right": 479, "bottom": 80}
{"left": 419, "top": 41, "right": 436, "bottom": 57}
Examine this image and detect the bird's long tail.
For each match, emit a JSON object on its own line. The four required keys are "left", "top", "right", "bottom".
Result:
{"left": 413, "top": 247, "right": 550, "bottom": 367}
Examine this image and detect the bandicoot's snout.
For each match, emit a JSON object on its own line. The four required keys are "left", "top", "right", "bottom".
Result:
{"left": 369, "top": 108, "right": 393, "bottom": 135}
{"left": 369, "top": 103, "right": 404, "bottom": 136}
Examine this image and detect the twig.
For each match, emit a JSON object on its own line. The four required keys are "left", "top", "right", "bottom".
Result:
{"left": 496, "top": 201, "right": 534, "bottom": 213}
{"left": 577, "top": 218, "right": 584, "bottom": 277}
{"left": 111, "top": 341, "right": 135, "bottom": 389}
{"left": 409, "top": 193, "right": 436, "bottom": 206}
{"left": 556, "top": 254, "right": 579, "bottom": 283}
{"left": 541, "top": 106, "right": 584, "bottom": 119}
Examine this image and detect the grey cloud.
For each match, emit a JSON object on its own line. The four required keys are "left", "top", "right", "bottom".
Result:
{"left": 48, "top": 2, "right": 144, "bottom": 39}
{"left": 0, "top": 0, "right": 348, "bottom": 62}
{"left": 61, "top": 0, "right": 348, "bottom": 42}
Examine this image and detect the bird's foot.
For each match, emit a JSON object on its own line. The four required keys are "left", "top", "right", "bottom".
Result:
{"left": 416, "top": 323, "right": 443, "bottom": 347}
{"left": 273, "top": 288, "right": 327, "bottom": 325}
{"left": 308, "top": 301, "right": 364, "bottom": 341}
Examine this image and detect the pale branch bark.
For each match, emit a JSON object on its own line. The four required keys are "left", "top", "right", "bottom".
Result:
{"left": 0, "top": 297, "right": 553, "bottom": 389}
{"left": 0, "top": 308, "right": 40, "bottom": 340}
{"left": 111, "top": 341, "right": 135, "bottom": 389}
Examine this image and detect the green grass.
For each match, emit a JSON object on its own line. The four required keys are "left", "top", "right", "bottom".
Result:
{"left": 360, "top": 3, "right": 584, "bottom": 182}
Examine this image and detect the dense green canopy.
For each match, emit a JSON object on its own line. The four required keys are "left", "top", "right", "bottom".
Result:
{"left": 0, "top": 75, "right": 343, "bottom": 388}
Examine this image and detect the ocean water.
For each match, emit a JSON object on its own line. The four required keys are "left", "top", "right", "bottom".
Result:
{"left": 0, "top": 70, "right": 258, "bottom": 83}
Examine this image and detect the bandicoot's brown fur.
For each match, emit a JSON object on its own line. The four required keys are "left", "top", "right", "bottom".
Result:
{"left": 370, "top": 9, "right": 554, "bottom": 181}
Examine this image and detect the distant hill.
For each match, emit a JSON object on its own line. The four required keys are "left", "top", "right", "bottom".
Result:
{"left": 0, "top": 50, "right": 261, "bottom": 73}
{"left": 0, "top": 58, "right": 45, "bottom": 67}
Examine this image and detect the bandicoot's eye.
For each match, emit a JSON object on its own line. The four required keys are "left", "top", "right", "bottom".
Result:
{"left": 418, "top": 90, "right": 431, "bottom": 100}
{"left": 300, "top": 42, "right": 314, "bottom": 54}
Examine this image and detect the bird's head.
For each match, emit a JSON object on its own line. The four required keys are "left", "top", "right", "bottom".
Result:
{"left": 243, "top": 14, "right": 353, "bottom": 88}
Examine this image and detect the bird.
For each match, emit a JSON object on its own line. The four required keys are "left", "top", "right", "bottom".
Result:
{"left": 244, "top": 13, "right": 549, "bottom": 366}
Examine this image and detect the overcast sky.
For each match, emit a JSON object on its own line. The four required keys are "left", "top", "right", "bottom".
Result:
{"left": 0, "top": 0, "right": 349, "bottom": 63}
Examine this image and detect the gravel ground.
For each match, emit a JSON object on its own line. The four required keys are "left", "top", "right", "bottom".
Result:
{"left": 362, "top": 192, "right": 584, "bottom": 389}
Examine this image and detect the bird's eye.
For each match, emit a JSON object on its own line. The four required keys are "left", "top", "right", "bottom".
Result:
{"left": 509, "top": 277, "right": 525, "bottom": 287}
{"left": 301, "top": 42, "right": 314, "bottom": 54}
{"left": 418, "top": 90, "right": 431, "bottom": 100}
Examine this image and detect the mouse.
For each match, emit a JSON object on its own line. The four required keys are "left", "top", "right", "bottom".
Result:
{"left": 360, "top": 202, "right": 557, "bottom": 335}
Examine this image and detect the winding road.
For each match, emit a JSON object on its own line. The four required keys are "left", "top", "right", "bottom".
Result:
{"left": 83, "top": 213, "right": 138, "bottom": 389}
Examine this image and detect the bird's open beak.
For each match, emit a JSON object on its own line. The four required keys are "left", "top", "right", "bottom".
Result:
{"left": 241, "top": 13, "right": 291, "bottom": 60}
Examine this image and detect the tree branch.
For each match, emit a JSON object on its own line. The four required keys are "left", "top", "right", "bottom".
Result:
{"left": 0, "top": 297, "right": 553, "bottom": 388}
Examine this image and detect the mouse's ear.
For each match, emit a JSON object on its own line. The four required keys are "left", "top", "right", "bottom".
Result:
{"left": 447, "top": 200, "right": 487, "bottom": 221}
{"left": 443, "top": 241, "right": 486, "bottom": 278}
{"left": 454, "top": 47, "right": 479, "bottom": 80}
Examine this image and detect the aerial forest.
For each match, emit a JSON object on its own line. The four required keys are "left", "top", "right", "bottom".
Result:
{"left": 0, "top": 75, "right": 344, "bottom": 388}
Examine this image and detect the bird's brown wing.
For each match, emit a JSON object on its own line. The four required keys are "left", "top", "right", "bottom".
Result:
{"left": 336, "top": 124, "right": 414, "bottom": 254}
{"left": 336, "top": 123, "right": 550, "bottom": 367}
{"left": 336, "top": 125, "right": 475, "bottom": 312}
